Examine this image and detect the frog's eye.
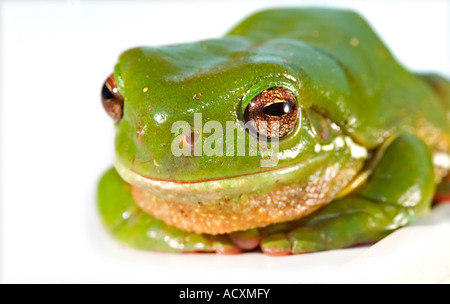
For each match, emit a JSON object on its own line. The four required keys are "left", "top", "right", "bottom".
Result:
{"left": 244, "top": 87, "right": 298, "bottom": 139}
{"left": 101, "top": 73, "right": 124, "bottom": 122}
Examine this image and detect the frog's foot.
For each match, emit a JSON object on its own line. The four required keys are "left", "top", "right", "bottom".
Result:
{"left": 98, "top": 167, "right": 242, "bottom": 254}
{"left": 259, "top": 134, "right": 435, "bottom": 255}
{"left": 435, "top": 175, "right": 450, "bottom": 203}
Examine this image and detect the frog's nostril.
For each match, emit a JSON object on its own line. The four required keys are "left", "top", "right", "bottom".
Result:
{"left": 183, "top": 130, "right": 199, "bottom": 147}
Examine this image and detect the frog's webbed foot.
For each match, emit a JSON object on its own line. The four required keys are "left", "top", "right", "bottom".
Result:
{"left": 260, "top": 135, "right": 436, "bottom": 255}
{"left": 98, "top": 168, "right": 241, "bottom": 254}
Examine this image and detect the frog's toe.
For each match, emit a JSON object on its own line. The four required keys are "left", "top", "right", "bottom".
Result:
{"left": 210, "top": 235, "right": 242, "bottom": 254}
{"left": 214, "top": 246, "right": 243, "bottom": 255}
{"left": 288, "top": 227, "right": 328, "bottom": 253}
{"left": 260, "top": 226, "right": 331, "bottom": 255}
{"left": 435, "top": 175, "right": 450, "bottom": 203}
{"left": 260, "top": 233, "right": 291, "bottom": 256}
{"left": 229, "top": 228, "right": 260, "bottom": 250}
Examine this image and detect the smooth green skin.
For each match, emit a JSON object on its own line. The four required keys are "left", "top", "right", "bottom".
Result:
{"left": 99, "top": 8, "right": 450, "bottom": 254}
{"left": 113, "top": 8, "right": 449, "bottom": 182}
{"left": 98, "top": 169, "right": 238, "bottom": 252}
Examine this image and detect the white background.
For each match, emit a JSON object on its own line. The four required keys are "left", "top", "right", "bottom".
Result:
{"left": 1, "top": 0, "right": 450, "bottom": 283}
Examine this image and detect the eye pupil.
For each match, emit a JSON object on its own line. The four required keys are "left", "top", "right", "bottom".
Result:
{"left": 262, "top": 101, "right": 294, "bottom": 117}
{"left": 243, "top": 87, "right": 299, "bottom": 139}
{"left": 101, "top": 83, "right": 115, "bottom": 101}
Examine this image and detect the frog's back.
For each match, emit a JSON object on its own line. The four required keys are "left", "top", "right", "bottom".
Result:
{"left": 228, "top": 8, "right": 450, "bottom": 152}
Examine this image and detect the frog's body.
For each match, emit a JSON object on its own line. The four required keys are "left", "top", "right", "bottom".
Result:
{"left": 98, "top": 8, "right": 450, "bottom": 255}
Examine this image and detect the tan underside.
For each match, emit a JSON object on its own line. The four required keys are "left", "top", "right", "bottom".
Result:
{"left": 131, "top": 162, "right": 359, "bottom": 234}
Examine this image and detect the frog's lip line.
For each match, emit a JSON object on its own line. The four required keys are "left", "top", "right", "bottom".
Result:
{"left": 114, "top": 154, "right": 328, "bottom": 192}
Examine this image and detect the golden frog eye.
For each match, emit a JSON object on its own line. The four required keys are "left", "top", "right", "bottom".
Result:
{"left": 101, "top": 73, "right": 124, "bottom": 122}
{"left": 244, "top": 87, "right": 299, "bottom": 139}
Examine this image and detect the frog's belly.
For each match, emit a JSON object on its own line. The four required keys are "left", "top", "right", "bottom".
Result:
{"left": 131, "top": 162, "right": 360, "bottom": 234}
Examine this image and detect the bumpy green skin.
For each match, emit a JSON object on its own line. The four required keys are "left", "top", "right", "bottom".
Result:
{"left": 99, "top": 8, "right": 450, "bottom": 254}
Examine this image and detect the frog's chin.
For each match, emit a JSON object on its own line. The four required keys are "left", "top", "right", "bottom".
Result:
{"left": 114, "top": 154, "right": 364, "bottom": 234}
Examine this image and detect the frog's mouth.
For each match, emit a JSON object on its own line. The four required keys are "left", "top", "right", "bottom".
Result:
{"left": 115, "top": 154, "right": 331, "bottom": 203}
{"left": 114, "top": 153, "right": 364, "bottom": 234}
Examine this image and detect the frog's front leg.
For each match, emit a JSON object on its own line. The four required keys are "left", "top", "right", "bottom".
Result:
{"left": 261, "top": 134, "right": 436, "bottom": 255}
{"left": 97, "top": 168, "right": 241, "bottom": 254}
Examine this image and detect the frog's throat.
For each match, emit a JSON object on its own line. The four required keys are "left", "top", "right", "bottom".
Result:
{"left": 114, "top": 154, "right": 364, "bottom": 234}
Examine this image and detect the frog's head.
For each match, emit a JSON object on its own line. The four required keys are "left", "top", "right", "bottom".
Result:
{"left": 101, "top": 37, "right": 367, "bottom": 234}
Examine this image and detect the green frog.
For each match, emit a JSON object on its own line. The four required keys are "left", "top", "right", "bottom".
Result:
{"left": 98, "top": 8, "right": 450, "bottom": 255}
